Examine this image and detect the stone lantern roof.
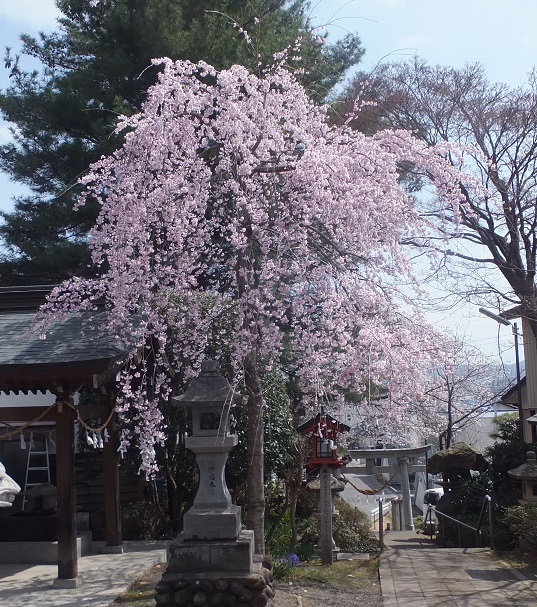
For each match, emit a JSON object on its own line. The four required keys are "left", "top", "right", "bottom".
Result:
{"left": 306, "top": 476, "right": 346, "bottom": 492}
{"left": 508, "top": 451, "right": 537, "bottom": 481}
{"left": 171, "top": 359, "right": 242, "bottom": 408}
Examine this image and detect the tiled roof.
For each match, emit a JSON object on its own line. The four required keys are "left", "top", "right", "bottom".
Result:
{"left": 0, "top": 286, "right": 138, "bottom": 394}
{"left": 0, "top": 310, "right": 128, "bottom": 366}
{"left": 0, "top": 307, "right": 132, "bottom": 394}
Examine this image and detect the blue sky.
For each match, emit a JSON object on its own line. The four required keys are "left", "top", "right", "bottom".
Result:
{"left": 0, "top": 0, "right": 533, "bottom": 361}
{"left": 312, "top": 0, "right": 537, "bottom": 88}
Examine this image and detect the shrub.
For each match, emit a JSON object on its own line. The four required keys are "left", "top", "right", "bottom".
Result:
{"left": 294, "top": 543, "right": 315, "bottom": 562}
{"left": 449, "top": 473, "right": 492, "bottom": 521}
{"left": 335, "top": 499, "right": 372, "bottom": 528}
{"left": 121, "top": 500, "right": 173, "bottom": 540}
{"left": 297, "top": 499, "right": 379, "bottom": 554}
{"left": 502, "top": 504, "right": 537, "bottom": 549}
{"left": 266, "top": 509, "right": 293, "bottom": 557}
{"left": 264, "top": 480, "right": 288, "bottom": 521}
{"left": 334, "top": 517, "right": 379, "bottom": 552}
{"left": 265, "top": 511, "right": 316, "bottom": 559}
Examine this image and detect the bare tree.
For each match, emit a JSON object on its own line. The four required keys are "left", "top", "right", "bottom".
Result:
{"left": 422, "top": 336, "right": 509, "bottom": 450}
{"left": 342, "top": 60, "right": 537, "bottom": 440}
{"left": 344, "top": 59, "right": 537, "bottom": 319}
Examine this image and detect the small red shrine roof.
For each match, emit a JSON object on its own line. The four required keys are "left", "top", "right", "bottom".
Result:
{"left": 296, "top": 412, "right": 350, "bottom": 435}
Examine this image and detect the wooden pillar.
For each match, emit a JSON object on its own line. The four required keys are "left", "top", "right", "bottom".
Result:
{"left": 102, "top": 397, "right": 123, "bottom": 551}
{"left": 54, "top": 394, "right": 80, "bottom": 587}
{"left": 522, "top": 317, "right": 537, "bottom": 443}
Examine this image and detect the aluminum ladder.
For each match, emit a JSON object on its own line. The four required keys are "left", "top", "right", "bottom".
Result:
{"left": 22, "top": 434, "right": 51, "bottom": 511}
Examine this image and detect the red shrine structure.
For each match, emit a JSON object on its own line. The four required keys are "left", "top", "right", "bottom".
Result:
{"left": 297, "top": 409, "right": 350, "bottom": 469}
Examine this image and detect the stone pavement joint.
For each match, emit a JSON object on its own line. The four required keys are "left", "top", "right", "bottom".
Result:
{"left": 379, "top": 530, "right": 537, "bottom": 607}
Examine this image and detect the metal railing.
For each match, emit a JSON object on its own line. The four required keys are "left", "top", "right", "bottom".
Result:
{"left": 375, "top": 497, "right": 394, "bottom": 549}
{"left": 423, "top": 495, "right": 493, "bottom": 549}
{"left": 377, "top": 497, "right": 385, "bottom": 549}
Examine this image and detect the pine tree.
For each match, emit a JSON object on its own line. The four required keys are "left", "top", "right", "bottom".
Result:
{"left": 0, "top": 0, "right": 363, "bottom": 284}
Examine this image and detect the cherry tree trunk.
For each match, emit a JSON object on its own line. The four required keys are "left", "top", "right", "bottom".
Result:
{"left": 289, "top": 444, "right": 304, "bottom": 548}
{"left": 244, "top": 350, "right": 265, "bottom": 554}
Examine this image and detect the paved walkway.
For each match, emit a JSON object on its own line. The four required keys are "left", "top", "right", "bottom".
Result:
{"left": 0, "top": 541, "right": 168, "bottom": 607}
{"left": 3, "top": 531, "right": 537, "bottom": 606}
{"left": 380, "top": 530, "right": 537, "bottom": 607}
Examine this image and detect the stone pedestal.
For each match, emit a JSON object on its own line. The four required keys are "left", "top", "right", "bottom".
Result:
{"left": 183, "top": 505, "right": 242, "bottom": 542}
{"left": 156, "top": 532, "right": 275, "bottom": 606}
{"left": 183, "top": 437, "right": 241, "bottom": 541}
{"left": 167, "top": 531, "right": 255, "bottom": 574}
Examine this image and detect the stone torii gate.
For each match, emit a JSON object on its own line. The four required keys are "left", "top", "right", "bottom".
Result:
{"left": 349, "top": 445, "right": 432, "bottom": 530}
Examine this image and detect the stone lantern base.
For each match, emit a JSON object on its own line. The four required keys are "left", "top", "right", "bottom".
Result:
{"left": 183, "top": 505, "right": 242, "bottom": 541}
{"left": 155, "top": 531, "right": 275, "bottom": 607}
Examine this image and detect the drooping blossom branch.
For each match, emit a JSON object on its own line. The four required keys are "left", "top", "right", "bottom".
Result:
{"left": 35, "top": 58, "right": 477, "bottom": 472}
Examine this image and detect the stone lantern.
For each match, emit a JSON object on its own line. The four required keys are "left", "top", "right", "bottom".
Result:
{"left": 171, "top": 359, "right": 243, "bottom": 540}
{"left": 155, "top": 359, "right": 275, "bottom": 607}
{"left": 306, "top": 476, "right": 346, "bottom": 516}
{"left": 508, "top": 451, "right": 537, "bottom": 505}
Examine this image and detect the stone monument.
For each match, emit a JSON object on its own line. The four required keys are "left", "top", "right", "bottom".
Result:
{"left": 0, "top": 461, "right": 21, "bottom": 507}
{"left": 155, "top": 360, "right": 274, "bottom": 607}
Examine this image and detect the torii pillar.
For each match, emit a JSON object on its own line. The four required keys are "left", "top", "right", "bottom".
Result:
{"left": 349, "top": 445, "right": 432, "bottom": 532}
{"left": 398, "top": 456, "right": 413, "bottom": 530}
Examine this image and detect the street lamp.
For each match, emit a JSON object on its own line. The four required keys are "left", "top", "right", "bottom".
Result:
{"left": 479, "top": 307, "right": 525, "bottom": 460}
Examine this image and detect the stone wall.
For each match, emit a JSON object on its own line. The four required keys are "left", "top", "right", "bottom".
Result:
{"left": 155, "top": 557, "right": 274, "bottom": 607}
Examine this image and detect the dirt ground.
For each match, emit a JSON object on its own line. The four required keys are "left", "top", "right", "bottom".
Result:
{"left": 274, "top": 570, "right": 383, "bottom": 607}
{"left": 108, "top": 557, "right": 383, "bottom": 607}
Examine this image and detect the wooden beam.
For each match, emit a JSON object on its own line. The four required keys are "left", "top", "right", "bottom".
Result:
{"left": 102, "top": 398, "right": 123, "bottom": 549}
{"left": 0, "top": 406, "right": 57, "bottom": 423}
{"left": 55, "top": 396, "right": 78, "bottom": 580}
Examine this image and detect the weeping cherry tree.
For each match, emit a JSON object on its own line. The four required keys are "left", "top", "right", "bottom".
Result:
{"left": 36, "top": 55, "right": 473, "bottom": 552}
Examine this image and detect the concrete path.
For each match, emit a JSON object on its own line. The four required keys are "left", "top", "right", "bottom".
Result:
{"left": 0, "top": 541, "right": 168, "bottom": 607}
{"left": 380, "top": 530, "right": 537, "bottom": 607}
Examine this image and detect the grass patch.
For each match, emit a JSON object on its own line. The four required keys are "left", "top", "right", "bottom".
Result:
{"left": 111, "top": 557, "right": 380, "bottom": 606}
{"left": 493, "top": 550, "right": 537, "bottom": 571}
{"left": 279, "top": 557, "right": 379, "bottom": 591}
{"left": 111, "top": 563, "right": 164, "bottom": 605}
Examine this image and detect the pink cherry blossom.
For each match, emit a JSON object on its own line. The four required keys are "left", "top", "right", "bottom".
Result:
{"left": 35, "top": 59, "right": 475, "bottom": 472}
